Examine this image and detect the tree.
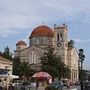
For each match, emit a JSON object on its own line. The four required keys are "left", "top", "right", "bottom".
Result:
{"left": 40, "top": 47, "right": 71, "bottom": 80}
{"left": 2, "top": 46, "right": 13, "bottom": 60}
{"left": 79, "top": 69, "right": 87, "bottom": 81}
{"left": 57, "top": 61, "right": 71, "bottom": 80}
{"left": 19, "top": 62, "right": 36, "bottom": 78}
{"left": 13, "top": 57, "right": 36, "bottom": 80}
{"left": 68, "top": 40, "right": 74, "bottom": 48}
{"left": 13, "top": 57, "right": 21, "bottom": 75}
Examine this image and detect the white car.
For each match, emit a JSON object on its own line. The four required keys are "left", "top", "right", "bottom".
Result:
{"left": 13, "top": 80, "right": 21, "bottom": 87}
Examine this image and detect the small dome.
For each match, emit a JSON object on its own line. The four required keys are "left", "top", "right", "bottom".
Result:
{"left": 29, "top": 25, "right": 54, "bottom": 38}
{"left": 16, "top": 40, "right": 27, "bottom": 46}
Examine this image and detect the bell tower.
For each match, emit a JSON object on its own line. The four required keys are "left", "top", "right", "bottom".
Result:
{"left": 15, "top": 40, "right": 27, "bottom": 57}
{"left": 54, "top": 24, "right": 68, "bottom": 65}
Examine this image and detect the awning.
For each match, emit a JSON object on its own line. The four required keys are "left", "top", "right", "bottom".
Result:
{"left": 32, "top": 71, "right": 52, "bottom": 80}
{"left": 0, "top": 74, "right": 19, "bottom": 79}
{"left": 0, "top": 74, "right": 8, "bottom": 78}
{"left": 9, "top": 74, "right": 19, "bottom": 79}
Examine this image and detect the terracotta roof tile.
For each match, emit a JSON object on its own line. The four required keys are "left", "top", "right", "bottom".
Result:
{"left": 16, "top": 40, "right": 27, "bottom": 46}
{"left": 30, "top": 25, "right": 54, "bottom": 38}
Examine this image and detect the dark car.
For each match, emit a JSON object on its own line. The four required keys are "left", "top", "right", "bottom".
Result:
{"left": 62, "top": 80, "right": 67, "bottom": 86}
{"left": 84, "top": 81, "right": 90, "bottom": 90}
{"left": 21, "top": 82, "right": 31, "bottom": 90}
{"left": 75, "top": 81, "right": 80, "bottom": 85}
{"left": 45, "top": 81, "right": 63, "bottom": 90}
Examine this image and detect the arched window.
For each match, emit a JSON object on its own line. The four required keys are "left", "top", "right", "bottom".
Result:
{"left": 57, "top": 33, "right": 63, "bottom": 42}
{"left": 60, "top": 33, "right": 63, "bottom": 41}
{"left": 39, "top": 38, "right": 43, "bottom": 44}
{"left": 29, "top": 51, "right": 37, "bottom": 64}
{"left": 36, "top": 39, "right": 39, "bottom": 45}
{"left": 31, "top": 52, "right": 36, "bottom": 64}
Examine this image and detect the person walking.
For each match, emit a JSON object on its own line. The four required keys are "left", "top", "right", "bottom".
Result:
{"left": 0, "top": 81, "right": 2, "bottom": 90}
{"left": 36, "top": 81, "right": 39, "bottom": 90}
{"left": 66, "top": 80, "right": 70, "bottom": 89}
{"left": 8, "top": 82, "right": 14, "bottom": 90}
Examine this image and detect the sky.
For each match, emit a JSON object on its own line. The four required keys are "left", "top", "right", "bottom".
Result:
{"left": 0, "top": 0, "right": 90, "bottom": 70}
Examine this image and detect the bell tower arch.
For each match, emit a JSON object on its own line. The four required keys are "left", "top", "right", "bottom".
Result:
{"left": 54, "top": 24, "right": 68, "bottom": 65}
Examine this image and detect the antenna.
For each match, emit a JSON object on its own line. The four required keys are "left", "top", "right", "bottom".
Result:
{"left": 63, "top": 18, "right": 67, "bottom": 27}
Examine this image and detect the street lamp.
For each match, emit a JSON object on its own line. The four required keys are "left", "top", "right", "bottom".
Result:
{"left": 79, "top": 49, "right": 85, "bottom": 90}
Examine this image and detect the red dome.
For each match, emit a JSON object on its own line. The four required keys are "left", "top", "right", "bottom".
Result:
{"left": 16, "top": 40, "right": 27, "bottom": 46}
{"left": 30, "top": 25, "right": 54, "bottom": 38}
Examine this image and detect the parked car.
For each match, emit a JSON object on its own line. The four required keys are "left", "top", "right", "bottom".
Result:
{"left": 62, "top": 80, "right": 67, "bottom": 86}
{"left": 84, "top": 81, "right": 90, "bottom": 90}
{"left": 45, "top": 81, "right": 63, "bottom": 90}
{"left": 75, "top": 81, "right": 80, "bottom": 85}
{"left": 13, "top": 80, "right": 21, "bottom": 87}
{"left": 20, "top": 81, "right": 31, "bottom": 90}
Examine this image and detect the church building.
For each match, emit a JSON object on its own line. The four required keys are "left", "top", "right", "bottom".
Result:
{"left": 15, "top": 24, "right": 79, "bottom": 83}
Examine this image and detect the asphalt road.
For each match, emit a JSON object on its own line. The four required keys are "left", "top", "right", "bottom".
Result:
{"left": 14, "top": 85, "right": 81, "bottom": 90}
{"left": 29, "top": 85, "right": 80, "bottom": 90}
{"left": 63, "top": 85, "right": 80, "bottom": 90}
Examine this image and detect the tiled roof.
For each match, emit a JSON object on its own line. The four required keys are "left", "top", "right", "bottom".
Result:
{"left": 16, "top": 40, "right": 27, "bottom": 46}
{"left": 30, "top": 25, "right": 54, "bottom": 38}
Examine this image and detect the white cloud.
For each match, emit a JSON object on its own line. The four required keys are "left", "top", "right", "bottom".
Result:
{"left": 73, "top": 38, "right": 90, "bottom": 43}
{"left": 0, "top": 29, "right": 19, "bottom": 38}
{"left": 0, "top": 0, "right": 90, "bottom": 37}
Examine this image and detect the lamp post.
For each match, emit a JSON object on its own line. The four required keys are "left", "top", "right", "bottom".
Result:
{"left": 79, "top": 49, "right": 85, "bottom": 90}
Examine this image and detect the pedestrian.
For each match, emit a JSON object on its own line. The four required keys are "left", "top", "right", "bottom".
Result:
{"left": 0, "top": 81, "right": 2, "bottom": 90}
{"left": 66, "top": 80, "right": 70, "bottom": 89}
{"left": 8, "top": 82, "right": 14, "bottom": 90}
{"left": 36, "top": 81, "right": 39, "bottom": 90}
{"left": 21, "top": 82, "right": 26, "bottom": 90}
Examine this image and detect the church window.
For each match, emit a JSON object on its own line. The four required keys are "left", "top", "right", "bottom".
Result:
{"left": 31, "top": 52, "right": 36, "bottom": 64}
{"left": 60, "top": 33, "right": 63, "bottom": 41}
{"left": 36, "top": 39, "right": 39, "bottom": 45}
{"left": 45, "top": 38, "right": 49, "bottom": 44}
{"left": 34, "top": 53, "right": 36, "bottom": 64}
{"left": 39, "top": 38, "right": 43, "bottom": 44}
{"left": 29, "top": 53, "right": 33, "bottom": 64}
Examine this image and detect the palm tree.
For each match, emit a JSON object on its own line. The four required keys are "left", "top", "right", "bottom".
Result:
{"left": 13, "top": 57, "right": 21, "bottom": 75}
{"left": 40, "top": 47, "right": 71, "bottom": 80}
{"left": 2, "top": 46, "right": 13, "bottom": 60}
{"left": 19, "top": 62, "right": 36, "bottom": 78}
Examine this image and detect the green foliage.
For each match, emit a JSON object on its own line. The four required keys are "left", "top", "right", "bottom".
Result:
{"left": 13, "top": 57, "right": 36, "bottom": 78}
{"left": 19, "top": 62, "right": 36, "bottom": 77}
{"left": 68, "top": 40, "right": 74, "bottom": 48}
{"left": 13, "top": 57, "right": 21, "bottom": 75}
{"left": 1, "top": 46, "right": 13, "bottom": 60}
{"left": 40, "top": 47, "right": 71, "bottom": 80}
{"left": 79, "top": 69, "right": 87, "bottom": 81}
{"left": 45, "top": 86, "right": 57, "bottom": 90}
{"left": 13, "top": 58, "right": 36, "bottom": 77}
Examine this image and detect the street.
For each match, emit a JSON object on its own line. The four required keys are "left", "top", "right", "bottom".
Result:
{"left": 63, "top": 85, "right": 80, "bottom": 90}
{"left": 28, "top": 85, "right": 81, "bottom": 90}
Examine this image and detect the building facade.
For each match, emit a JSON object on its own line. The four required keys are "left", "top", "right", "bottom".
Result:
{"left": 15, "top": 24, "right": 79, "bottom": 83}
{"left": 0, "top": 56, "right": 13, "bottom": 76}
